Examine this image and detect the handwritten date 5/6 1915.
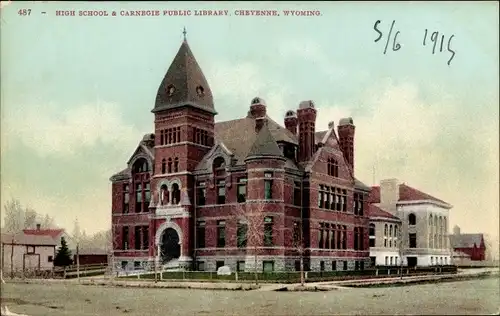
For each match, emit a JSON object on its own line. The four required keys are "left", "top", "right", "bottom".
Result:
{"left": 373, "top": 20, "right": 456, "bottom": 66}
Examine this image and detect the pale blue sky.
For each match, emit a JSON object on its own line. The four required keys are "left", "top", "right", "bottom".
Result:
{"left": 1, "top": 1, "right": 498, "bottom": 250}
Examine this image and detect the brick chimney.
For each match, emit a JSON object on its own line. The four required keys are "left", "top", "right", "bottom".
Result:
{"left": 337, "top": 117, "right": 355, "bottom": 172}
{"left": 248, "top": 97, "right": 267, "bottom": 133}
{"left": 380, "top": 178, "right": 400, "bottom": 214}
{"left": 36, "top": 223, "right": 41, "bottom": 230}
{"left": 297, "top": 100, "right": 317, "bottom": 162}
{"left": 284, "top": 110, "right": 298, "bottom": 136}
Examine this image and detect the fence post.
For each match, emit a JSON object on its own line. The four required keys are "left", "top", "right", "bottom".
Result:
{"left": 375, "top": 269, "right": 378, "bottom": 276}
{"left": 235, "top": 271, "right": 238, "bottom": 281}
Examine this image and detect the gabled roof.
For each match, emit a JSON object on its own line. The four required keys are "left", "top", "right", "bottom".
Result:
{"left": 245, "top": 123, "right": 285, "bottom": 161}
{"left": 1, "top": 232, "right": 57, "bottom": 246}
{"left": 23, "top": 229, "right": 65, "bottom": 239}
{"left": 367, "top": 204, "right": 401, "bottom": 221}
{"left": 450, "top": 234, "right": 485, "bottom": 249}
{"left": 368, "top": 184, "right": 450, "bottom": 205}
{"left": 153, "top": 39, "right": 215, "bottom": 114}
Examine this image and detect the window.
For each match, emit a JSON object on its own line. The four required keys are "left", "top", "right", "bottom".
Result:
{"left": 134, "top": 261, "right": 141, "bottom": 270}
{"left": 293, "top": 181, "right": 301, "bottom": 206}
{"left": 385, "top": 256, "right": 388, "bottom": 265}
{"left": 123, "top": 184, "right": 129, "bottom": 214}
{"left": 237, "top": 178, "right": 247, "bottom": 203}
{"left": 327, "top": 158, "right": 339, "bottom": 177}
{"left": 48, "top": 256, "right": 53, "bottom": 262}
{"left": 161, "top": 159, "right": 166, "bottom": 174}
{"left": 332, "top": 261, "right": 337, "bottom": 271}
{"left": 318, "top": 223, "right": 324, "bottom": 248}
{"left": 295, "top": 260, "right": 301, "bottom": 271}
{"left": 142, "top": 226, "right": 149, "bottom": 249}
{"left": 197, "top": 261, "right": 205, "bottom": 271}
{"left": 409, "top": 233, "right": 417, "bottom": 248}
{"left": 27, "top": 246, "right": 35, "bottom": 254}
{"left": 237, "top": 220, "right": 248, "bottom": 248}
{"left": 173, "top": 157, "right": 179, "bottom": 173}
{"left": 390, "top": 257, "right": 393, "bottom": 266}
{"left": 336, "top": 188, "right": 342, "bottom": 211}
{"left": 369, "top": 223, "right": 375, "bottom": 247}
{"left": 389, "top": 225, "right": 393, "bottom": 247}
{"left": 318, "top": 185, "right": 325, "bottom": 208}
{"left": 343, "top": 261, "right": 348, "bottom": 271}
{"left": 167, "top": 158, "right": 172, "bottom": 173}
{"left": 144, "top": 183, "right": 151, "bottom": 206}
{"left": 160, "top": 130, "right": 165, "bottom": 145}
{"left": 197, "top": 221, "right": 206, "bottom": 248}
{"left": 263, "top": 261, "right": 275, "bottom": 272}
{"left": 360, "top": 261, "right": 365, "bottom": 271}
{"left": 160, "top": 184, "right": 169, "bottom": 205}
{"left": 135, "top": 183, "right": 142, "bottom": 213}
{"left": 122, "top": 226, "right": 129, "bottom": 250}
{"left": 135, "top": 226, "right": 142, "bottom": 249}
{"left": 171, "top": 183, "right": 181, "bottom": 205}
{"left": 408, "top": 213, "right": 416, "bottom": 226}
{"left": 217, "top": 220, "right": 226, "bottom": 248}
{"left": 264, "top": 217, "right": 273, "bottom": 246}
{"left": 196, "top": 181, "right": 206, "bottom": 206}
{"left": 384, "top": 224, "right": 388, "bottom": 247}
{"left": 264, "top": 172, "right": 273, "bottom": 199}
{"left": 213, "top": 157, "right": 225, "bottom": 176}
{"left": 132, "top": 158, "right": 149, "bottom": 173}
{"left": 320, "top": 261, "right": 325, "bottom": 271}
{"left": 354, "top": 193, "right": 364, "bottom": 216}
{"left": 354, "top": 227, "right": 359, "bottom": 250}
{"left": 216, "top": 261, "right": 225, "bottom": 270}
{"left": 342, "top": 225, "right": 347, "bottom": 249}
{"left": 336, "top": 225, "right": 342, "bottom": 249}
{"left": 121, "top": 261, "right": 128, "bottom": 270}
{"left": 217, "top": 180, "right": 226, "bottom": 204}
{"left": 355, "top": 261, "right": 359, "bottom": 271}
{"left": 237, "top": 261, "right": 245, "bottom": 272}
{"left": 342, "top": 190, "right": 347, "bottom": 212}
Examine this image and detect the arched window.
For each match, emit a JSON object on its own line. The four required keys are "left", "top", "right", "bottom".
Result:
{"left": 171, "top": 183, "right": 181, "bottom": 205}
{"left": 167, "top": 158, "right": 172, "bottom": 173}
{"left": 369, "top": 223, "right": 375, "bottom": 237}
{"left": 408, "top": 213, "right": 416, "bottom": 226}
{"left": 384, "top": 224, "right": 388, "bottom": 247}
{"left": 132, "top": 158, "right": 149, "bottom": 173}
{"left": 213, "top": 157, "right": 225, "bottom": 176}
{"left": 160, "top": 184, "right": 169, "bottom": 206}
{"left": 389, "top": 225, "right": 393, "bottom": 247}
{"left": 161, "top": 159, "right": 166, "bottom": 174}
{"left": 369, "top": 223, "right": 375, "bottom": 247}
{"left": 174, "top": 157, "right": 179, "bottom": 173}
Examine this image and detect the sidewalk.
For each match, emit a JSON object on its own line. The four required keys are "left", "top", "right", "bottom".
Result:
{"left": 5, "top": 268, "right": 497, "bottom": 291}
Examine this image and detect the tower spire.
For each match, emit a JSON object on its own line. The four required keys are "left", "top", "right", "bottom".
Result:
{"left": 182, "top": 27, "right": 187, "bottom": 41}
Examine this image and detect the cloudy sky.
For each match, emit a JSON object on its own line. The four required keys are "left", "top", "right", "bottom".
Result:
{"left": 1, "top": 1, "right": 498, "bottom": 249}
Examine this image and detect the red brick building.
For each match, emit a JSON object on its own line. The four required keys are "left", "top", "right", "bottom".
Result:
{"left": 110, "top": 36, "right": 371, "bottom": 272}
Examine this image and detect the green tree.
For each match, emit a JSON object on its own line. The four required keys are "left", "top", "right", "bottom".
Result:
{"left": 54, "top": 237, "right": 73, "bottom": 267}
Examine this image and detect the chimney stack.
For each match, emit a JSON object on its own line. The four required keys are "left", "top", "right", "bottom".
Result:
{"left": 337, "top": 117, "right": 355, "bottom": 172}
{"left": 36, "top": 223, "right": 41, "bottom": 231}
{"left": 297, "top": 100, "right": 317, "bottom": 162}
{"left": 284, "top": 110, "right": 298, "bottom": 136}
{"left": 248, "top": 97, "right": 267, "bottom": 133}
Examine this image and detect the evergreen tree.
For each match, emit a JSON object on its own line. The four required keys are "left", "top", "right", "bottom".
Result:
{"left": 54, "top": 237, "right": 73, "bottom": 267}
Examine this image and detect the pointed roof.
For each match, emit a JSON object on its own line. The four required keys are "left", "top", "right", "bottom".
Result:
{"left": 245, "top": 123, "right": 285, "bottom": 161}
{"left": 153, "top": 37, "right": 215, "bottom": 114}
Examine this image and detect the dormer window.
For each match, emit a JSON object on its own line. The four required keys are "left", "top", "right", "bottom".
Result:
{"left": 196, "top": 85, "right": 205, "bottom": 97}
{"left": 166, "top": 84, "right": 176, "bottom": 97}
{"left": 213, "top": 157, "right": 226, "bottom": 176}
